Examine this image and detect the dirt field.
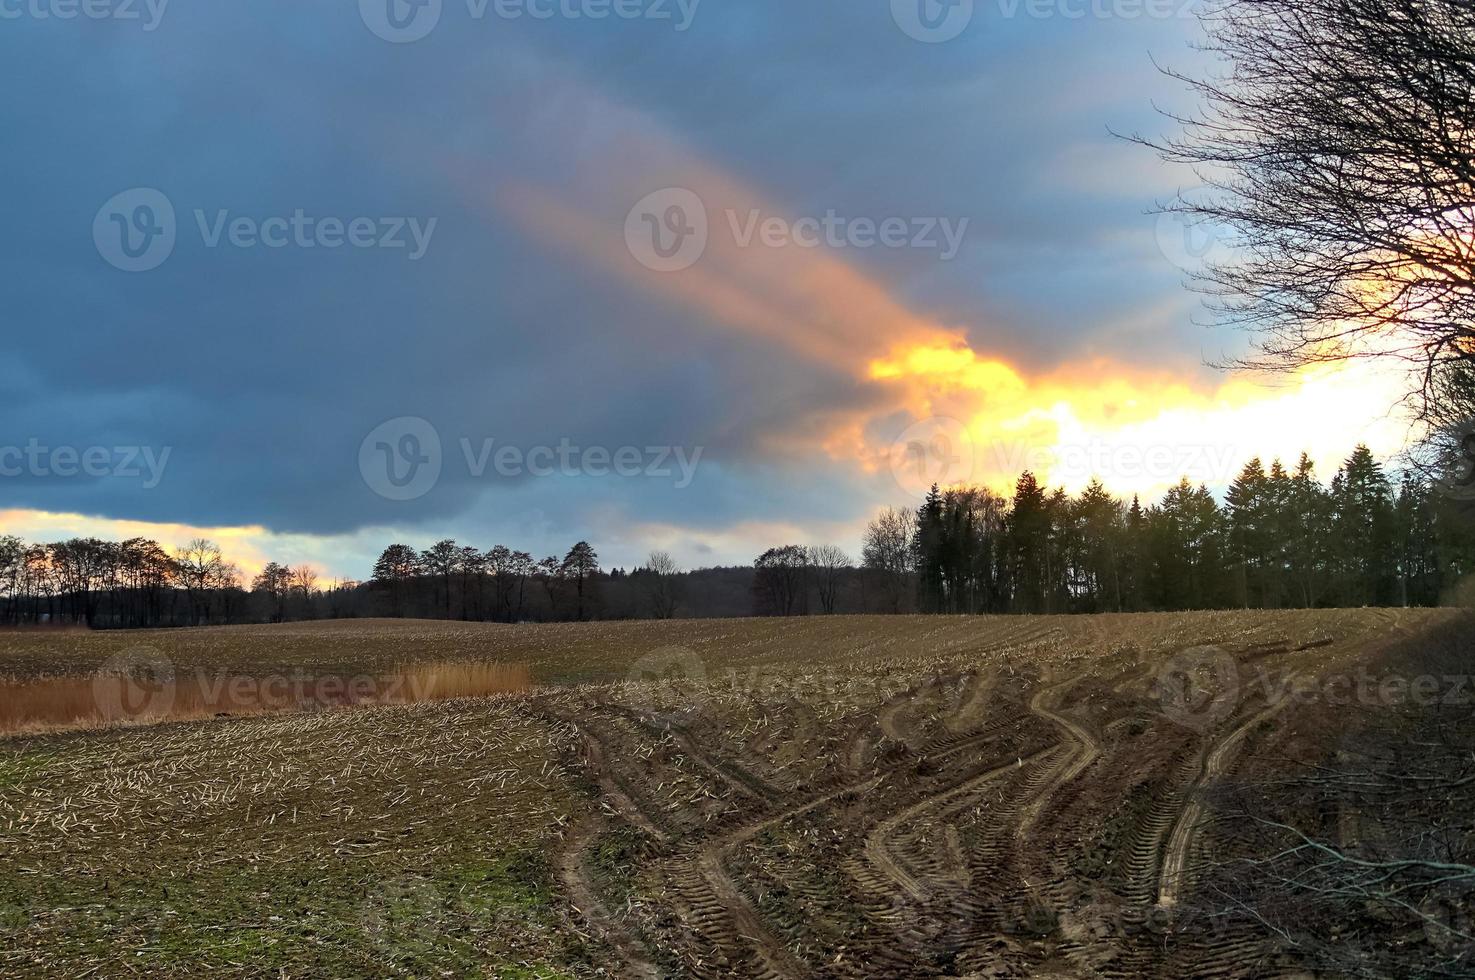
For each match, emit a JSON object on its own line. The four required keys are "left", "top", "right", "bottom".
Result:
{"left": 0, "top": 609, "right": 1462, "bottom": 977}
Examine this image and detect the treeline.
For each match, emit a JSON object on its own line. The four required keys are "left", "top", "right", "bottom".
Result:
{"left": 857, "top": 447, "right": 1474, "bottom": 615}
{"left": 0, "top": 534, "right": 753, "bottom": 628}
{"left": 2, "top": 446, "right": 1469, "bottom": 629}
{"left": 0, "top": 536, "right": 362, "bottom": 629}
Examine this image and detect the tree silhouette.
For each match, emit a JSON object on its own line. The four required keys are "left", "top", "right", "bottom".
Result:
{"left": 1135, "top": 0, "right": 1475, "bottom": 427}
{"left": 561, "top": 542, "right": 600, "bottom": 621}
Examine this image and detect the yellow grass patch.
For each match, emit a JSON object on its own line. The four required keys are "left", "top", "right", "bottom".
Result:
{"left": 391, "top": 660, "right": 536, "bottom": 703}
{"left": 0, "top": 660, "right": 534, "bottom": 736}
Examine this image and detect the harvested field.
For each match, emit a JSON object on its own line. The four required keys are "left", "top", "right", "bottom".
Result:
{"left": 0, "top": 609, "right": 1467, "bottom": 977}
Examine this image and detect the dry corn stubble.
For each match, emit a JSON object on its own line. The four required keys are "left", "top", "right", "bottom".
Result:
{"left": 0, "top": 609, "right": 1462, "bottom": 978}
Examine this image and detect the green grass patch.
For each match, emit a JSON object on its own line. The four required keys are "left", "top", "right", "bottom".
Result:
{"left": 0, "top": 847, "right": 575, "bottom": 978}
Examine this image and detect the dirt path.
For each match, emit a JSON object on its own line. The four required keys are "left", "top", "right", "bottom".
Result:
{"left": 529, "top": 611, "right": 1441, "bottom": 979}
{"left": 557, "top": 816, "right": 663, "bottom": 980}
{"left": 690, "top": 777, "right": 885, "bottom": 978}
{"left": 1157, "top": 676, "right": 1297, "bottom": 908}
{"left": 864, "top": 749, "right": 1056, "bottom": 901}
{"left": 859, "top": 673, "right": 1094, "bottom": 917}
{"left": 1015, "top": 675, "right": 1101, "bottom": 842}
{"left": 578, "top": 725, "right": 671, "bottom": 842}
{"left": 577, "top": 701, "right": 895, "bottom": 978}
{"left": 875, "top": 622, "right": 1062, "bottom": 746}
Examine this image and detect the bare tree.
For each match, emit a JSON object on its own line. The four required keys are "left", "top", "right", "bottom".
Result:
{"left": 809, "top": 544, "right": 850, "bottom": 615}
{"left": 291, "top": 565, "right": 319, "bottom": 619}
{"left": 459, "top": 545, "right": 485, "bottom": 620}
{"left": 752, "top": 545, "right": 810, "bottom": 617}
{"left": 561, "top": 542, "right": 600, "bottom": 621}
{"left": 252, "top": 562, "right": 293, "bottom": 623}
{"left": 1203, "top": 619, "right": 1475, "bottom": 977}
{"left": 1133, "top": 0, "right": 1475, "bottom": 426}
{"left": 420, "top": 539, "right": 461, "bottom": 620}
{"left": 176, "top": 539, "right": 225, "bottom": 625}
{"left": 862, "top": 507, "right": 914, "bottom": 613}
{"left": 509, "top": 550, "right": 535, "bottom": 621}
{"left": 487, "top": 545, "right": 516, "bottom": 622}
{"left": 371, "top": 543, "right": 419, "bottom": 617}
{"left": 0, "top": 536, "right": 23, "bottom": 625}
{"left": 643, "top": 550, "right": 684, "bottom": 619}
{"left": 291, "top": 565, "right": 318, "bottom": 596}
{"left": 1210, "top": 725, "right": 1475, "bottom": 978}
{"left": 536, "top": 555, "right": 563, "bottom": 615}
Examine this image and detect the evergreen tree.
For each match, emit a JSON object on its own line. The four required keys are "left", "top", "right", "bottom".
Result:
{"left": 912, "top": 485, "right": 946, "bottom": 613}
{"left": 1225, "top": 458, "right": 1269, "bottom": 609}
{"left": 1120, "top": 495, "right": 1147, "bottom": 611}
{"left": 1073, "top": 480, "right": 1125, "bottom": 612}
{"left": 1149, "top": 479, "right": 1229, "bottom": 610}
{"left": 1395, "top": 473, "right": 1439, "bottom": 607}
{"left": 1261, "top": 458, "right": 1292, "bottom": 608}
{"left": 1285, "top": 454, "right": 1333, "bottom": 608}
{"left": 1330, "top": 446, "right": 1396, "bottom": 606}
{"left": 1007, "top": 473, "right": 1051, "bottom": 613}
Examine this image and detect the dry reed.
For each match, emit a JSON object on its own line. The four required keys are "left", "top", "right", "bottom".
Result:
{"left": 0, "top": 660, "right": 534, "bottom": 735}
{"left": 389, "top": 660, "right": 535, "bottom": 703}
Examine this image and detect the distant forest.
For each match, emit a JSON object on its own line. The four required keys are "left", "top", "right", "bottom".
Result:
{"left": 1, "top": 445, "right": 1470, "bottom": 629}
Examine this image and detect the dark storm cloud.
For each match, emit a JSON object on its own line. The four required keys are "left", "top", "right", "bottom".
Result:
{"left": 0, "top": 0, "right": 1209, "bottom": 542}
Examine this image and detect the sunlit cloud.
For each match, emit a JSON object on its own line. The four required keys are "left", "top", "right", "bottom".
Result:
{"left": 492, "top": 76, "right": 1414, "bottom": 506}
{"left": 865, "top": 346, "right": 1409, "bottom": 499}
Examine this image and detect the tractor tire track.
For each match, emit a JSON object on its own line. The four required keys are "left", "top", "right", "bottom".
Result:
{"left": 1015, "top": 675, "right": 1101, "bottom": 843}
{"left": 863, "top": 749, "right": 1057, "bottom": 902}
{"left": 558, "top": 817, "right": 663, "bottom": 980}
{"left": 1158, "top": 676, "right": 1297, "bottom": 908}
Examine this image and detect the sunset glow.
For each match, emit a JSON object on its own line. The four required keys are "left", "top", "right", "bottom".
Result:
{"left": 865, "top": 341, "right": 1410, "bottom": 497}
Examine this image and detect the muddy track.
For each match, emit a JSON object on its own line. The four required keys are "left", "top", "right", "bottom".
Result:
{"left": 874, "top": 621, "right": 1063, "bottom": 747}
{"left": 575, "top": 722, "right": 671, "bottom": 842}
{"left": 1015, "top": 675, "right": 1101, "bottom": 843}
{"left": 558, "top": 816, "right": 663, "bottom": 980}
{"left": 684, "top": 778, "right": 885, "bottom": 979}
{"left": 530, "top": 612, "right": 1431, "bottom": 979}
{"left": 862, "top": 748, "right": 1057, "bottom": 902}
{"left": 850, "top": 671, "right": 1101, "bottom": 971}
{"left": 1157, "top": 675, "right": 1298, "bottom": 908}
{"left": 603, "top": 702, "right": 783, "bottom": 804}
{"left": 543, "top": 708, "right": 669, "bottom": 979}
{"left": 857, "top": 676, "right": 1084, "bottom": 902}
{"left": 585, "top": 699, "right": 894, "bottom": 977}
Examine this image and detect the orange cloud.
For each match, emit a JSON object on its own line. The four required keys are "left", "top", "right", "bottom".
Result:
{"left": 498, "top": 133, "right": 1410, "bottom": 503}
{"left": 864, "top": 345, "right": 1409, "bottom": 497}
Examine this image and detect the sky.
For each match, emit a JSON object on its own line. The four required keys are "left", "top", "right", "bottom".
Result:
{"left": 0, "top": 0, "right": 1414, "bottom": 581}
